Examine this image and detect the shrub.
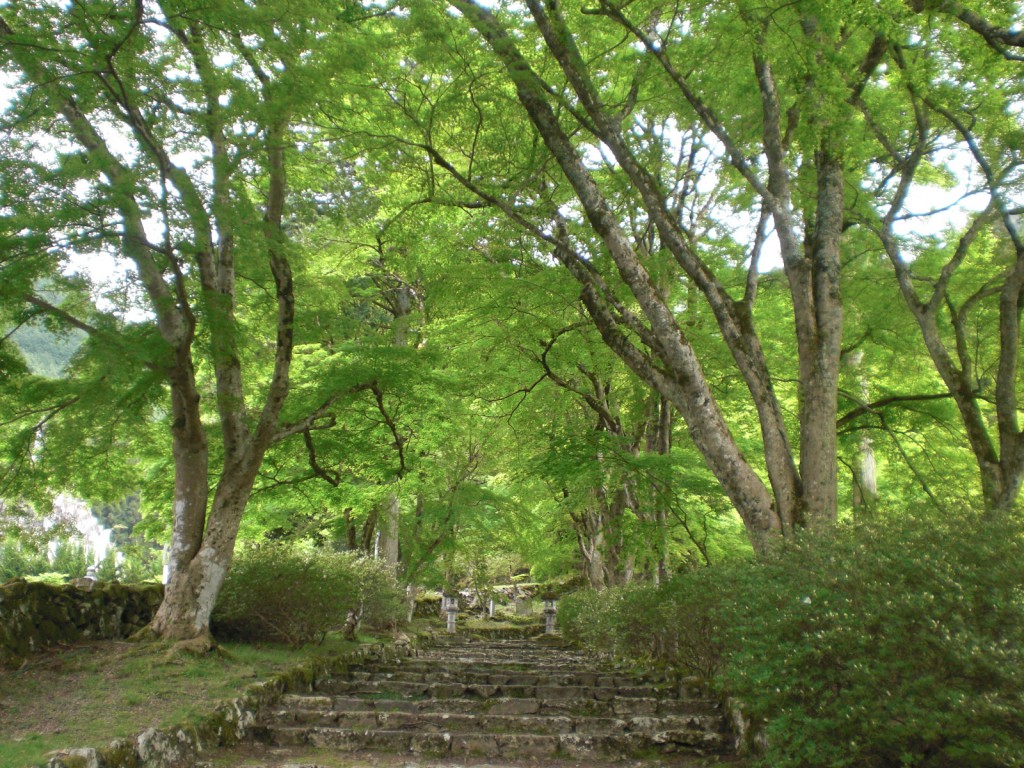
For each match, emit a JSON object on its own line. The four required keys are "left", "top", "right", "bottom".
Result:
{"left": 559, "top": 587, "right": 621, "bottom": 656}
{"left": 345, "top": 555, "right": 406, "bottom": 634}
{"left": 717, "top": 511, "right": 1024, "bottom": 768}
{"left": 646, "top": 570, "right": 726, "bottom": 680}
{"left": 560, "top": 511, "right": 1024, "bottom": 767}
{"left": 212, "top": 544, "right": 405, "bottom": 647}
{"left": 0, "top": 540, "right": 50, "bottom": 580}
{"left": 49, "top": 538, "right": 90, "bottom": 578}
{"left": 560, "top": 576, "right": 724, "bottom": 678}
{"left": 94, "top": 543, "right": 163, "bottom": 583}
{"left": 213, "top": 543, "right": 357, "bottom": 646}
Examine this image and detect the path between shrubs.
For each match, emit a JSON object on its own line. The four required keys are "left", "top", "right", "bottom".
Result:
{"left": 199, "top": 637, "right": 742, "bottom": 768}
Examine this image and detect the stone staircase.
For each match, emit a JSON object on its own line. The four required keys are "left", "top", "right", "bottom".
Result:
{"left": 247, "top": 636, "right": 734, "bottom": 763}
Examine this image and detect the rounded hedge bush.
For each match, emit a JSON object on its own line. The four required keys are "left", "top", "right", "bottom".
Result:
{"left": 212, "top": 544, "right": 405, "bottom": 646}
{"left": 717, "top": 511, "right": 1024, "bottom": 768}
{"left": 559, "top": 510, "right": 1024, "bottom": 767}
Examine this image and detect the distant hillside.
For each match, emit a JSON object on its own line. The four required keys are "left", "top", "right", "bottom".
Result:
{"left": 10, "top": 323, "right": 85, "bottom": 378}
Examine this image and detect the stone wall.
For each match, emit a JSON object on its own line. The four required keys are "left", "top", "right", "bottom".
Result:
{"left": 0, "top": 578, "right": 163, "bottom": 668}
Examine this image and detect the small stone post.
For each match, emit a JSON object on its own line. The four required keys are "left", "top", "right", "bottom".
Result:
{"left": 542, "top": 597, "right": 558, "bottom": 634}
{"left": 443, "top": 594, "right": 459, "bottom": 634}
{"left": 488, "top": 598, "right": 495, "bottom": 618}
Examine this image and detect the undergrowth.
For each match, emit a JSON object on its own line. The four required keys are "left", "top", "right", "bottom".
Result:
{"left": 561, "top": 509, "right": 1024, "bottom": 767}
{"left": 0, "top": 635, "right": 360, "bottom": 768}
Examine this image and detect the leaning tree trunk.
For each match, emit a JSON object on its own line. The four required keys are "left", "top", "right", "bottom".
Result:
{"left": 448, "top": 1, "right": 847, "bottom": 552}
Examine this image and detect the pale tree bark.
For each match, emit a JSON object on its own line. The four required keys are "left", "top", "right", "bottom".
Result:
{"left": 379, "top": 492, "right": 401, "bottom": 567}
{"left": 874, "top": 90, "right": 1024, "bottom": 514}
{"left": 638, "top": 394, "right": 673, "bottom": 584}
{"left": 1, "top": 7, "right": 338, "bottom": 643}
{"left": 444, "top": 1, "right": 884, "bottom": 550}
{"left": 842, "top": 351, "right": 879, "bottom": 514}
{"left": 572, "top": 505, "right": 608, "bottom": 590}
{"left": 366, "top": 250, "right": 423, "bottom": 568}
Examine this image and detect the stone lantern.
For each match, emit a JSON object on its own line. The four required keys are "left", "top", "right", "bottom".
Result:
{"left": 542, "top": 596, "right": 558, "bottom": 634}
{"left": 442, "top": 594, "right": 459, "bottom": 633}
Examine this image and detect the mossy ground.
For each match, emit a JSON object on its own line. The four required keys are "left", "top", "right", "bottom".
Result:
{"left": 0, "top": 635, "right": 359, "bottom": 768}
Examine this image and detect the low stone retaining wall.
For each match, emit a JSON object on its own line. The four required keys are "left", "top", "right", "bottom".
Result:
{"left": 0, "top": 579, "right": 163, "bottom": 669}
{"left": 40, "top": 642, "right": 413, "bottom": 768}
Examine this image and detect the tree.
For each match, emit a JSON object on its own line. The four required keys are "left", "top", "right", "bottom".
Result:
{"left": 859, "top": 2, "right": 1024, "bottom": 514}
{"left": 0, "top": 0, "right": 375, "bottom": 643}
{"left": 366, "top": 0, "right": 883, "bottom": 551}
{"left": 369, "top": 0, "right": 1023, "bottom": 550}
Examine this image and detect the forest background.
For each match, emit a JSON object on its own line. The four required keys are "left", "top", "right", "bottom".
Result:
{"left": 3, "top": 0, "right": 1024, "bottom": 763}
{"left": 1, "top": 0, "right": 1022, "bottom": 626}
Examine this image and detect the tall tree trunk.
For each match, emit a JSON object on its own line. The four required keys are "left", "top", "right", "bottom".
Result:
{"left": 574, "top": 510, "right": 607, "bottom": 590}
{"left": 845, "top": 351, "right": 878, "bottom": 514}
{"left": 378, "top": 491, "right": 401, "bottom": 566}
{"left": 447, "top": 1, "right": 867, "bottom": 551}
{"left": 0, "top": 4, "right": 353, "bottom": 644}
{"left": 641, "top": 395, "right": 673, "bottom": 583}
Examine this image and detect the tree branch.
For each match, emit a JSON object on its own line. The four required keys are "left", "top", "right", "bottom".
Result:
{"left": 837, "top": 391, "right": 956, "bottom": 428}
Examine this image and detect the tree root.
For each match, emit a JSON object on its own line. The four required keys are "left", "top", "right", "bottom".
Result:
{"left": 128, "top": 624, "right": 226, "bottom": 661}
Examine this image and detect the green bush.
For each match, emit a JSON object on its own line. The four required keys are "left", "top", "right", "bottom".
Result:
{"left": 717, "top": 512, "right": 1024, "bottom": 768}
{"left": 559, "top": 588, "right": 616, "bottom": 654}
{"left": 50, "top": 538, "right": 90, "bottom": 578}
{"left": 645, "top": 570, "right": 725, "bottom": 680}
{"left": 561, "top": 511, "right": 1024, "bottom": 767}
{"left": 346, "top": 555, "right": 406, "bottom": 633}
{"left": 94, "top": 543, "right": 163, "bottom": 583}
{"left": 0, "top": 536, "right": 92, "bottom": 582}
{"left": 212, "top": 544, "right": 405, "bottom": 647}
{"left": 560, "top": 576, "right": 724, "bottom": 678}
{"left": 0, "top": 539, "right": 50, "bottom": 580}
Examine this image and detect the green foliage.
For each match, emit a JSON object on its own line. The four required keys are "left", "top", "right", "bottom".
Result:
{"left": 112, "top": 542, "right": 164, "bottom": 584}
{"left": 566, "top": 512, "right": 1024, "bottom": 767}
{"left": 349, "top": 555, "right": 407, "bottom": 632}
{"left": 558, "top": 588, "right": 620, "bottom": 657}
{"left": 212, "top": 543, "right": 405, "bottom": 647}
{"left": 559, "top": 575, "right": 725, "bottom": 679}
{"left": 0, "top": 539, "right": 50, "bottom": 581}
{"left": 9, "top": 321, "right": 84, "bottom": 379}
{"left": 49, "top": 538, "right": 89, "bottom": 578}
{"left": 91, "top": 495, "right": 142, "bottom": 548}
{"left": 24, "top": 572, "right": 68, "bottom": 585}
{"left": 717, "top": 512, "right": 1024, "bottom": 768}
{"left": 0, "top": 535, "right": 90, "bottom": 582}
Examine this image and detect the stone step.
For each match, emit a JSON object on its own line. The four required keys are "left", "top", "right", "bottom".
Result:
{"left": 351, "top": 661, "right": 594, "bottom": 675}
{"left": 346, "top": 667, "right": 670, "bottom": 688}
{"left": 258, "top": 726, "right": 731, "bottom": 759}
{"left": 247, "top": 638, "right": 733, "bottom": 763}
{"left": 419, "top": 642, "right": 581, "bottom": 653}
{"left": 263, "top": 705, "right": 726, "bottom": 737}
{"left": 415, "top": 655, "right": 593, "bottom": 667}
{"left": 358, "top": 654, "right": 592, "bottom": 668}
{"left": 319, "top": 678, "right": 669, "bottom": 700}
{"left": 277, "top": 693, "right": 722, "bottom": 718}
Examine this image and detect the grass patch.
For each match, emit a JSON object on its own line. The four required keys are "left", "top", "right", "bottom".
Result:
{"left": 0, "top": 635, "right": 361, "bottom": 768}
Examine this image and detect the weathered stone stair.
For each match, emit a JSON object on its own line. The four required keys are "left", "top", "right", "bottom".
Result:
{"left": 247, "top": 637, "right": 733, "bottom": 762}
